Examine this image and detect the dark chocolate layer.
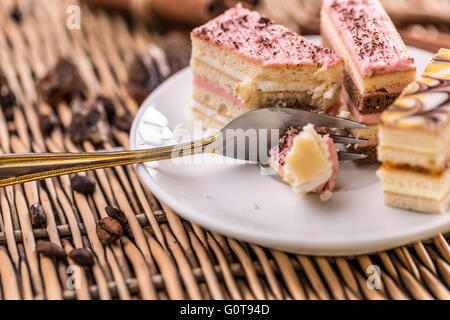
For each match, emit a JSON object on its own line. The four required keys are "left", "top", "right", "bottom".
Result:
{"left": 343, "top": 70, "right": 400, "bottom": 114}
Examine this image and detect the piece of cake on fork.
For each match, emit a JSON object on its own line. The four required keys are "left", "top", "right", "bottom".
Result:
{"left": 377, "top": 49, "right": 450, "bottom": 214}
{"left": 321, "top": 0, "right": 416, "bottom": 163}
{"left": 269, "top": 124, "right": 339, "bottom": 201}
{"left": 190, "top": 4, "right": 344, "bottom": 129}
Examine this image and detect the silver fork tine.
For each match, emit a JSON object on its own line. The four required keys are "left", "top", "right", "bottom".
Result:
{"left": 265, "top": 108, "right": 368, "bottom": 129}
{"left": 338, "top": 152, "right": 367, "bottom": 161}
{"left": 326, "top": 134, "right": 368, "bottom": 145}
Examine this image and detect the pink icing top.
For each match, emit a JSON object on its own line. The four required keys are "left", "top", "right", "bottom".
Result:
{"left": 192, "top": 4, "right": 342, "bottom": 69}
{"left": 323, "top": 0, "right": 415, "bottom": 76}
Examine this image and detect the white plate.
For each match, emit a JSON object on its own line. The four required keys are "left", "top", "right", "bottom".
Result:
{"left": 130, "top": 38, "right": 450, "bottom": 256}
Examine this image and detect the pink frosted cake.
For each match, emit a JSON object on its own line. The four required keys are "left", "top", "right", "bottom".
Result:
{"left": 321, "top": 0, "right": 416, "bottom": 163}
{"left": 269, "top": 124, "right": 339, "bottom": 201}
{"left": 190, "top": 4, "right": 344, "bottom": 128}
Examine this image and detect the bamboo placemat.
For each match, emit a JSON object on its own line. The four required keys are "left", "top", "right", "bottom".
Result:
{"left": 0, "top": 0, "right": 449, "bottom": 300}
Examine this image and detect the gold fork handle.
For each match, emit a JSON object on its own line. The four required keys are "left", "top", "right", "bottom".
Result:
{"left": 0, "top": 135, "right": 216, "bottom": 188}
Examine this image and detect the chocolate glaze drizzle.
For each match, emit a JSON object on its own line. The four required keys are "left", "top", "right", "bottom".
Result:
{"left": 384, "top": 54, "right": 450, "bottom": 128}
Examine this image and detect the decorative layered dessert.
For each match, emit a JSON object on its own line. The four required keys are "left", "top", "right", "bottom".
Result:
{"left": 269, "top": 124, "right": 339, "bottom": 201}
{"left": 321, "top": 0, "right": 416, "bottom": 163}
{"left": 377, "top": 49, "right": 450, "bottom": 214}
{"left": 190, "top": 4, "right": 344, "bottom": 129}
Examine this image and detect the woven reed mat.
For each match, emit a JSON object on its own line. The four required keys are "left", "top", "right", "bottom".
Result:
{"left": 0, "top": 0, "right": 449, "bottom": 300}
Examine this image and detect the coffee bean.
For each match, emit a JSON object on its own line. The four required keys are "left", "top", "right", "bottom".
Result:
{"left": 126, "top": 51, "right": 162, "bottom": 104}
{"left": 10, "top": 5, "right": 22, "bottom": 23}
{"left": 2, "top": 105, "right": 15, "bottom": 121}
{"left": 113, "top": 113, "right": 133, "bottom": 132}
{"left": 69, "top": 248, "right": 94, "bottom": 267}
{"left": 96, "top": 95, "right": 115, "bottom": 123}
{"left": 106, "top": 206, "right": 132, "bottom": 238}
{"left": 0, "top": 71, "right": 16, "bottom": 121}
{"left": 39, "top": 113, "right": 59, "bottom": 136}
{"left": 69, "top": 100, "right": 110, "bottom": 144}
{"left": 71, "top": 175, "right": 96, "bottom": 194}
{"left": 30, "top": 204, "right": 46, "bottom": 228}
{"left": 105, "top": 206, "right": 127, "bottom": 226}
{"left": 96, "top": 217, "right": 123, "bottom": 243}
{"left": 162, "top": 32, "right": 191, "bottom": 76}
{"left": 36, "top": 241, "right": 66, "bottom": 259}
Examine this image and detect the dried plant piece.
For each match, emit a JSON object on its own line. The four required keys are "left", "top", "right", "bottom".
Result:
{"left": 30, "top": 204, "right": 46, "bottom": 228}
{"left": 69, "top": 248, "right": 95, "bottom": 267}
{"left": 37, "top": 57, "right": 85, "bottom": 105}
{"left": 96, "top": 217, "right": 123, "bottom": 243}
{"left": 39, "top": 113, "right": 59, "bottom": 136}
{"left": 0, "top": 71, "right": 16, "bottom": 121}
{"left": 162, "top": 31, "right": 191, "bottom": 76}
{"left": 114, "top": 113, "right": 133, "bottom": 132}
{"left": 126, "top": 48, "right": 162, "bottom": 104}
{"left": 69, "top": 100, "right": 110, "bottom": 144}
{"left": 71, "top": 175, "right": 96, "bottom": 194}
{"left": 36, "top": 241, "right": 66, "bottom": 259}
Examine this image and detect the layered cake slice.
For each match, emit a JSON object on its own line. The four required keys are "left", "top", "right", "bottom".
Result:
{"left": 321, "top": 0, "right": 416, "bottom": 163}
{"left": 269, "top": 124, "right": 339, "bottom": 201}
{"left": 377, "top": 49, "right": 450, "bottom": 214}
{"left": 190, "top": 4, "right": 344, "bottom": 129}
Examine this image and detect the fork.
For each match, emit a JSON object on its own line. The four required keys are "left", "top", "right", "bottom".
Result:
{"left": 0, "top": 107, "right": 367, "bottom": 188}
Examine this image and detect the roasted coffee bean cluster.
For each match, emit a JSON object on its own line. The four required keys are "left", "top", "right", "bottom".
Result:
{"left": 69, "top": 100, "right": 111, "bottom": 144}
{"left": 126, "top": 48, "right": 163, "bottom": 104}
{"left": 96, "top": 206, "right": 132, "bottom": 243}
{"left": 162, "top": 32, "right": 191, "bottom": 77}
{"left": 126, "top": 31, "right": 191, "bottom": 104}
{"left": 37, "top": 241, "right": 95, "bottom": 267}
{"left": 37, "top": 58, "right": 86, "bottom": 106}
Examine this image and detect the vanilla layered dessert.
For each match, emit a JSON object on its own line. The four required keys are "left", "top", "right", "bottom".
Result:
{"left": 270, "top": 124, "right": 339, "bottom": 201}
{"left": 321, "top": 0, "right": 416, "bottom": 163}
{"left": 377, "top": 49, "right": 450, "bottom": 214}
{"left": 190, "top": 4, "right": 344, "bottom": 129}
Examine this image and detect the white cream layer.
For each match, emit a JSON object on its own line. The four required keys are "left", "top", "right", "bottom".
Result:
{"left": 193, "top": 55, "right": 339, "bottom": 98}
{"left": 378, "top": 167, "right": 450, "bottom": 201}
{"left": 191, "top": 101, "right": 231, "bottom": 124}
{"left": 283, "top": 124, "right": 333, "bottom": 194}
